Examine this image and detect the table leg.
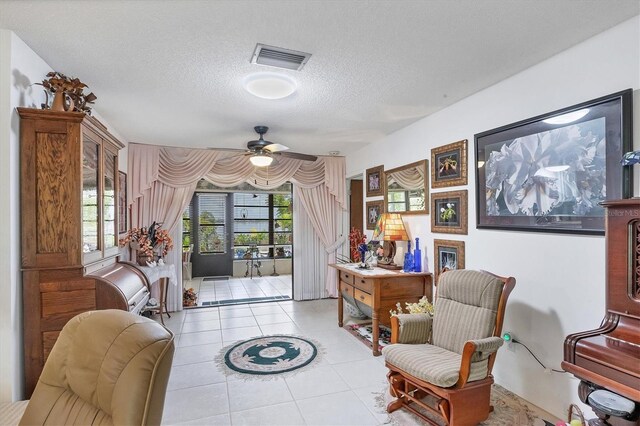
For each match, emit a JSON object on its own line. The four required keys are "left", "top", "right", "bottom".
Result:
{"left": 162, "top": 277, "right": 171, "bottom": 319}
{"left": 372, "top": 311, "right": 380, "bottom": 356}
{"left": 338, "top": 285, "right": 344, "bottom": 327}
{"left": 157, "top": 278, "right": 166, "bottom": 325}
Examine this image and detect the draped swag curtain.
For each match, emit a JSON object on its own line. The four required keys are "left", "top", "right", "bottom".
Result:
{"left": 128, "top": 143, "right": 347, "bottom": 308}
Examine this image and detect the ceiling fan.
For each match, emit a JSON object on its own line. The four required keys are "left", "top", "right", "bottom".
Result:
{"left": 244, "top": 126, "right": 317, "bottom": 167}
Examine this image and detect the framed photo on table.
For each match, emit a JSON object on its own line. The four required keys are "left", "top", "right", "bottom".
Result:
{"left": 431, "top": 190, "right": 468, "bottom": 234}
{"left": 365, "top": 200, "right": 384, "bottom": 230}
{"left": 431, "top": 139, "right": 468, "bottom": 188}
{"left": 433, "top": 239, "right": 465, "bottom": 285}
{"left": 118, "top": 171, "right": 127, "bottom": 234}
{"left": 366, "top": 165, "right": 385, "bottom": 197}
{"left": 475, "top": 89, "right": 632, "bottom": 235}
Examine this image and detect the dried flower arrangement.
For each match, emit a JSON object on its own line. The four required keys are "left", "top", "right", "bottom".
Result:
{"left": 119, "top": 222, "right": 174, "bottom": 265}
{"left": 390, "top": 296, "right": 434, "bottom": 317}
{"left": 183, "top": 287, "right": 198, "bottom": 307}
{"left": 37, "top": 71, "right": 97, "bottom": 114}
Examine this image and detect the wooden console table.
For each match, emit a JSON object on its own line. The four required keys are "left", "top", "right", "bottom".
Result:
{"left": 331, "top": 264, "right": 432, "bottom": 356}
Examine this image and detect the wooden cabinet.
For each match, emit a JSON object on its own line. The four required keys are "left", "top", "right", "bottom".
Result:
{"left": 18, "top": 108, "right": 124, "bottom": 396}
{"left": 332, "top": 265, "right": 432, "bottom": 356}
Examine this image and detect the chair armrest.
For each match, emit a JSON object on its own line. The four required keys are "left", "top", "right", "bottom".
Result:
{"left": 390, "top": 314, "right": 432, "bottom": 344}
{"left": 457, "top": 336, "right": 504, "bottom": 387}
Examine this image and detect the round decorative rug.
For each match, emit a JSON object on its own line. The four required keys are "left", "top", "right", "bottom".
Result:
{"left": 222, "top": 335, "right": 319, "bottom": 376}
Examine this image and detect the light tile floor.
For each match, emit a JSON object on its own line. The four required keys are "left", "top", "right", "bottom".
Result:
{"left": 159, "top": 299, "right": 391, "bottom": 425}
{"left": 185, "top": 275, "right": 292, "bottom": 306}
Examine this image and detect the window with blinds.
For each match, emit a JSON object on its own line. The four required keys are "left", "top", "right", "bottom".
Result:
{"left": 197, "top": 194, "right": 226, "bottom": 254}
{"left": 182, "top": 203, "right": 192, "bottom": 250}
{"left": 233, "top": 192, "right": 292, "bottom": 259}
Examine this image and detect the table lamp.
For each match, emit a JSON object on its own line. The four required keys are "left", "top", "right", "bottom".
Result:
{"left": 372, "top": 213, "right": 409, "bottom": 270}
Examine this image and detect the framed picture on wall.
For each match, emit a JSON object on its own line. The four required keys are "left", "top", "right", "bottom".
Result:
{"left": 366, "top": 165, "right": 385, "bottom": 197}
{"left": 433, "top": 239, "right": 465, "bottom": 284}
{"left": 475, "top": 89, "right": 633, "bottom": 235}
{"left": 365, "top": 200, "right": 384, "bottom": 230}
{"left": 431, "top": 190, "right": 468, "bottom": 234}
{"left": 118, "top": 171, "right": 127, "bottom": 234}
{"left": 431, "top": 139, "right": 468, "bottom": 188}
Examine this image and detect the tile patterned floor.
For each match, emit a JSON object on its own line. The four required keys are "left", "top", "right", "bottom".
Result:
{"left": 157, "top": 299, "right": 555, "bottom": 425}
{"left": 159, "top": 299, "right": 390, "bottom": 425}
{"left": 184, "top": 275, "right": 292, "bottom": 306}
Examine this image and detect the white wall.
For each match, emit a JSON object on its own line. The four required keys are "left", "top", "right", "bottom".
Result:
{"left": 347, "top": 16, "right": 640, "bottom": 418}
{"left": 0, "top": 30, "right": 128, "bottom": 402}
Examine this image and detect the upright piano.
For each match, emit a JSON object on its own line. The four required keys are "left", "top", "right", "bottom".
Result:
{"left": 563, "top": 199, "right": 640, "bottom": 425}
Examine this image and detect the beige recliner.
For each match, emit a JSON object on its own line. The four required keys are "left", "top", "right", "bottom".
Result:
{"left": 20, "top": 309, "right": 175, "bottom": 426}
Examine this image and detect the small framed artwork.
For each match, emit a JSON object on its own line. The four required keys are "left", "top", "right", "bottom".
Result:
{"left": 365, "top": 200, "right": 384, "bottom": 230}
{"left": 476, "top": 89, "right": 632, "bottom": 235}
{"left": 366, "top": 165, "right": 385, "bottom": 197}
{"left": 118, "top": 171, "right": 127, "bottom": 234}
{"left": 431, "top": 139, "right": 468, "bottom": 188}
{"left": 433, "top": 239, "right": 465, "bottom": 284}
{"left": 431, "top": 190, "right": 468, "bottom": 234}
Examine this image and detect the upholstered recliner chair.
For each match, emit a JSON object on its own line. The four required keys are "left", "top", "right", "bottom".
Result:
{"left": 19, "top": 309, "right": 175, "bottom": 426}
{"left": 382, "top": 269, "right": 515, "bottom": 426}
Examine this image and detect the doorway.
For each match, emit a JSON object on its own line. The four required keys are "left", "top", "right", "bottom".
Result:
{"left": 190, "top": 193, "right": 234, "bottom": 277}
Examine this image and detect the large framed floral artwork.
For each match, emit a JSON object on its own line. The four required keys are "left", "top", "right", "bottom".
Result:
{"left": 475, "top": 89, "right": 633, "bottom": 235}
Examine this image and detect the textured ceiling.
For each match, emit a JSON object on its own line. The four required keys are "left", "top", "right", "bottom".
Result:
{"left": 1, "top": 0, "right": 638, "bottom": 155}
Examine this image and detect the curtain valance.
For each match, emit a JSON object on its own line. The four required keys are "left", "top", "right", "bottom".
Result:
{"left": 129, "top": 143, "right": 346, "bottom": 210}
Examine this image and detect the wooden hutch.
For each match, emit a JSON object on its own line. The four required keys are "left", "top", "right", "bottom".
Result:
{"left": 19, "top": 108, "right": 125, "bottom": 396}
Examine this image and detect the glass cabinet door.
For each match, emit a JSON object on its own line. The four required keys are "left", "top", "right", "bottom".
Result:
{"left": 82, "top": 138, "right": 100, "bottom": 255}
{"left": 103, "top": 150, "right": 117, "bottom": 250}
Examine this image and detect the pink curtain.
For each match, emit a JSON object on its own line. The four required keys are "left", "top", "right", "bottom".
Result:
{"left": 127, "top": 143, "right": 347, "bottom": 308}
{"left": 294, "top": 185, "right": 344, "bottom": 297}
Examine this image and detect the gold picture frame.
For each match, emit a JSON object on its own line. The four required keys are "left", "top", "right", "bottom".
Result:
{"left": 433, "top": 239, "right": 465, "bottom": 284}
{"left": 431, "top": 190, "right": 468, "bottom": 234}
{"left": 365, "top": 200, "right": 384, "bottom": 230}
{"left": 431, "top": 139, "right": 468, "bottom": 188}
{"left": 366, "top": 165, "right": 385, "bottom": 197}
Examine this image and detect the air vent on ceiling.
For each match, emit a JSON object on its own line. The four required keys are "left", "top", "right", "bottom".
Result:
{"left": 251, "top": 43, "right": 311, "bottom": 71}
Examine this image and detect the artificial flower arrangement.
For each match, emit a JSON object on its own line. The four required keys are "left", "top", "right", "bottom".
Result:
{"left": 389, "top": 296, "right": 434, "bottom": 317}
{"left": 119, "top": 222, "right": 174, "bottom": 265}
{"left": 183, "top": 287, "right": 198, "bottom": 307}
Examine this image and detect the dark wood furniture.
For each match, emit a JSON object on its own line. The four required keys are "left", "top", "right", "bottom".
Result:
{"left": 331, "top": 264, "right": 432, "bottom": 356}
{"left": 562, "top": 199, "right": 640, "bottom": 425}
{"left": 19, "top": 108, "right": 130, "bottom": 397}
{"left": 386, "top": 270, "right": 516, "bottom": 426}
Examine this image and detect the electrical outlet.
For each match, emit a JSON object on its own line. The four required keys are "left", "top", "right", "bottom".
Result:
{"left": 502, "top": 331, "right": 516, "bottom": 352}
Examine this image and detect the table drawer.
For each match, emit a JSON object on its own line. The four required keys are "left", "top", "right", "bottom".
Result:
{"left": 354, "top": 288, "right": 373, "bottom": 307}
{"left": 340, "top": 282, "right": 355, "bottom": 299}
{"left": 354, "top": 277, "right": 373, "bottom": 294}
{"left": 340, "top": 271, "right": 355, "bottom": 285}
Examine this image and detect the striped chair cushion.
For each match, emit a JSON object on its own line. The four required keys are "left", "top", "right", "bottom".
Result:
{"left": 382, "top": 343, "right": 489, "bottom": 387}
{"left": 432, "top": 270, "right": 503, "bottom": 354}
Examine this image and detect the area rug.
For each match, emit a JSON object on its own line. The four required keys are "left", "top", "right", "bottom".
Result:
{"left": 374, "top": 383, "right": 559, "bottom": 425}
{"left": 216, "top": 335, "right": 323, "bottom": 379}
{"left": 347, "top": 323, "right": 392, "bottom": 351}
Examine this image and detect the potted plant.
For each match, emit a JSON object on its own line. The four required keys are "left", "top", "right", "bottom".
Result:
{"left": 119, "top": 222, "right": 174, "bottom": 266}
{"left": 37, "top": 71, "right": 97, "bottom": 114}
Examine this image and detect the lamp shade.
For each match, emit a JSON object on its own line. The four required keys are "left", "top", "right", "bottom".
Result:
{"left": 372, "top": 213, "right": 409, "bottom": 241}
{"left": 249, "top": 154, "right": 274, "bottom": 167}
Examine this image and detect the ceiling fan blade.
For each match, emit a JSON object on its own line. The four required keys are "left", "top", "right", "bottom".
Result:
{"left": 276, "top": 151, "right": 318, "bottom": 162}
{"left": 263, "top": 143, "right": 289, "bottom": 153}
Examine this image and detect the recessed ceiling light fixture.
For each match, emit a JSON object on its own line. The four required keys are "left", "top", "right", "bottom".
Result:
{"left": 243, "top": 72, "right": 296, "bottom": 100}
{"left": 543, "top": 108, "right": 590, "bottom": 125}
{"left": 249, "top": 153, "right": 274, "bottom": 167}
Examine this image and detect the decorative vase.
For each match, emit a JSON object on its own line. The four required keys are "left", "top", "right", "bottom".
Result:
{"left": 50, "top": 91, "right": 75, "bottom": 112}
{"left": 136, "top": 253, "right": 152, "bottom": 266}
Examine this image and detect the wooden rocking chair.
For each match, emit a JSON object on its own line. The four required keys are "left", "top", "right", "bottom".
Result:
{"left": 382, "top": 269, "right": 516, "bottom": 426}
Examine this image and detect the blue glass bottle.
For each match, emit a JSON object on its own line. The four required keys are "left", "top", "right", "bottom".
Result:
{"left": 413, "top": 238, "right": 422, "bottom": 272}
{"left": 403, "top": 240, "right": 413, "bottom": 272}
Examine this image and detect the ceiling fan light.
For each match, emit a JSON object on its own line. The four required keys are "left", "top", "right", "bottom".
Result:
{"left": 243, "top": 72, "right": 297, "bottom": 100}
{"left": 249, "top": 154, "right": 274, "bottom": 167}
